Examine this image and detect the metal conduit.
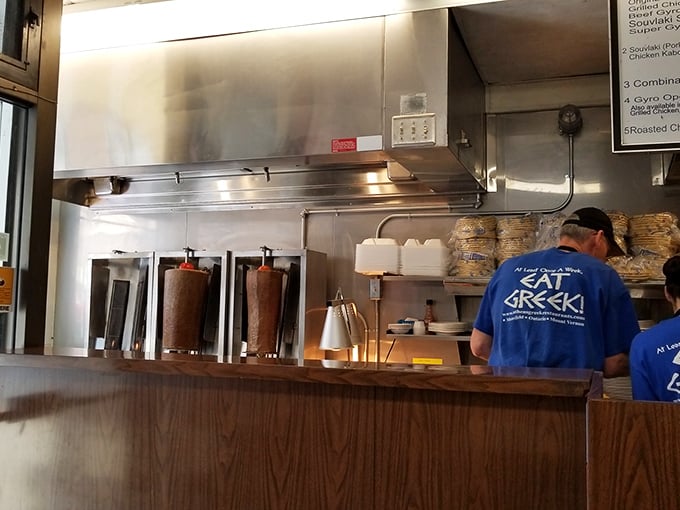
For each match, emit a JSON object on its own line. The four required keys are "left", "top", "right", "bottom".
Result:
{"left": 299, "top": 193, "right": 484, "bottom": 249}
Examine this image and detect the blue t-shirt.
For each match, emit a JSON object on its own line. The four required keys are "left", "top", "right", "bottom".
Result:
{"left": 473, "top": 247, "right": 639, "bottom": 370}
{"left": 630, "top": 314, "right": 680, "bottom": 402}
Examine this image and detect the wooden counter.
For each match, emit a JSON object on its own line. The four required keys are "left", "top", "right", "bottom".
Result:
{"left": 0, "top": 349, "right": 598, "bottom": 510}
{"left": 588, "top": 399, "right": 680, "bottom": 510}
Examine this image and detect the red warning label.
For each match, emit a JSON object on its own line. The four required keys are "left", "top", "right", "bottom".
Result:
{"left": 331, "top": 138, "right": 357, "bottom": 153}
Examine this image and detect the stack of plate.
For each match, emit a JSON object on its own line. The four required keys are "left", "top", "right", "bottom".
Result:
{"left": 428, "top": 321, "right": 469, "bottom": 335}
{"left": 638, "top": 319, "right": 656, "bottom": 331}
{"left": 603, "top": 377, "right": 632, "bottom": 400}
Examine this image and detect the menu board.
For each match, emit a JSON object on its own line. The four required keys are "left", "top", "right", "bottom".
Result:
{"left": 610, "top": 0, "right": 680, "bottom": 151}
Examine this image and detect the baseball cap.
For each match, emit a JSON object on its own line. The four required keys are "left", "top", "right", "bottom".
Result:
{"left": 561, "top": 207, "right": 625, "bottom": 257}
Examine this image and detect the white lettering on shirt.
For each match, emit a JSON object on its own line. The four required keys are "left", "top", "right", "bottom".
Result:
{"left": 504, "top": 271, "right": 583, "bottom": 314}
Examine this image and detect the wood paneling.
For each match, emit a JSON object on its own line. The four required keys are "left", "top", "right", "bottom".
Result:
{"left": 375, "top": 388, "right": 587, "bottom": 510}
{"left": 0, "top": 353, "right": 593, "bottom": 509}
{"left": 588, "top": 399, "right": 680, "bottom": 510}
{"left": 0, "top": 366, "right": 372, "bottom": 510}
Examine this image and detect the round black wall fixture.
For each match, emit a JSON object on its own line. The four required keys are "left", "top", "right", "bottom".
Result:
{"left": 558, "top": 104, "right": 583, "bottom": 136}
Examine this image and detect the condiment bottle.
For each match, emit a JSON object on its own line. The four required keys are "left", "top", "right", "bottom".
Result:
{"left": 423, "top": 299, "right": 436, "bottom": 331}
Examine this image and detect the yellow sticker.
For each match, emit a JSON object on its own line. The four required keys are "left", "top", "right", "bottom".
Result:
{"left": 0, "top": 267, "right": 14, "bottom": 312}
{"left": 412, "top": 357, "right": 443, "bottom": 365}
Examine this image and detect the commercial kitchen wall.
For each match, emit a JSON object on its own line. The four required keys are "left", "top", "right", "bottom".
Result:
{"left": 48, "top": 104, "right": 680, "bottom": 352}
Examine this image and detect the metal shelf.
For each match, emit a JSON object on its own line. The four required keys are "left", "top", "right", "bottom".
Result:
{"left": 443, "top": 278, "right": 490, "bottom": 296}
{"left": 382, "top": 275, "right": 446, "bottom": 282}
{"left": 384, "top": 333, "right": 469, "bottom": 365}
{"left": 441, "top": 277, "right": 665, "bottom": 299}
{"left": 386, "top": 333, "right": 471, "bottom": 342}
{"left": 625, "top": 281, "right": 665, "bottom": 299}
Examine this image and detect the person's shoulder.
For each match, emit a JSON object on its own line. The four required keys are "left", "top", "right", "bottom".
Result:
{"left": 642, "top": 316, "right": 680, "bottom": 335}
{"left": 571, "top": 253, "right": 621, "bottom": 276}
{"left": 568, "top": 251, "right": 607, "bottom": 266}
{"left": 630, "top": 328, "right": 653, "bottom": 356}
{"left": 632, "top": 319, "right": 677, "bottom": 350}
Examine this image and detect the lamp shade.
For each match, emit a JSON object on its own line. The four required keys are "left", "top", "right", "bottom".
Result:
{"left": 342, "top": 301, "right": 363, "bottom": 347}
{"left": 319, "top": 305, "right": 353, "bottom": 351}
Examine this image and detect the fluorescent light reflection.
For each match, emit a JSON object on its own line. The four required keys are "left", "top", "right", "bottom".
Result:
{"left": 61, "top": 0, "right": 505, "bottom": 53}
{"left": 365, "top": 172, "right": 380, "bottom": 184}
{"left": 216, "top": 179, "right": 232, "bottom": 201}
{"left": 505, "top": 176, "right": 601, "bottom": 194}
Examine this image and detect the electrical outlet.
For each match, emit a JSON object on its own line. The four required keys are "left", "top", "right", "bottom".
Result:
{"left": 391, "top": 113, "right": 436, "bottom": 147}
{"left": 369, "top": 278, "right": 381, "bottom": 300}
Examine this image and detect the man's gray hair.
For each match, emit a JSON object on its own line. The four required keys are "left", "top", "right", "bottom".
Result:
{"left": 560, "top": 223, "right": 595, "bottom": 242}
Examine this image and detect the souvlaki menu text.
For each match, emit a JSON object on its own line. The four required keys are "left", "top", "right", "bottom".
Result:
{"left": 614, "top": 0, "right": 680, "bottom": 148}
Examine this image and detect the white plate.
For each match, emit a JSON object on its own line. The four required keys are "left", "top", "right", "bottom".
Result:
{"left": 429, "top": 322, "right": 468, "bottom": 334}
{"left": 388, "top": 323, "right": 411, "bottom": 334}
{"left": 430, "top": 321, "right": 467, "bottom": 328}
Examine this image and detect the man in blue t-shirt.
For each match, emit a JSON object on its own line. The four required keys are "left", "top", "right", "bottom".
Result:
{"left": 630, "top": 255, "right": 680, "bottom": 401}
{"left": 471, "top": 207, "right": 639, "bottom": 378}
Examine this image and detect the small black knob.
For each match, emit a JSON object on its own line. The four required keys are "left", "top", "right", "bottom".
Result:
{"left": 558, "top": 104, "right": 583, "bottom": 136}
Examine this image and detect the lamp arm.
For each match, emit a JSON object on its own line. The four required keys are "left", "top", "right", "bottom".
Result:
{"left": 354, "top": 310, "right": 369, "bottom": 363}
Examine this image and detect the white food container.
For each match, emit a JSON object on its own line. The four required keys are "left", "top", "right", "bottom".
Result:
{"left": 354, "top": 238, "right": 400, "bottom": 275}
{"left": 400, "top": 238, "right": 449, "bottom": 277}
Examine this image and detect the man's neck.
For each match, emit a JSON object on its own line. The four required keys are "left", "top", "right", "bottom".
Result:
{"left": 673, "top": 299, "right": 680, "bottom": 315}
{"left": 557, "top": 238, "right": 582, "bottom": 253}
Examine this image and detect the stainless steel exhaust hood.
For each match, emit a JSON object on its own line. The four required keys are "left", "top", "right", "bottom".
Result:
{"left": 53, "top": 8, "right": 486, "bottom": 210}
{"left": 651, "top": 152, "right": 680, "bottom": 186}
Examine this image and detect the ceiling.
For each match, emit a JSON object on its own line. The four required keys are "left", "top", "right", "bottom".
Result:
{"left": 61, "top": 0, "right": 611, "bottom": 85}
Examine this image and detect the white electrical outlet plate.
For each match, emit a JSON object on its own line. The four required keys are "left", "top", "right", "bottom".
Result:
{"left": 369, "top": 278, "right": 381, "bottom": 300}
{"left": 391, "top": 113, "right": 436, "bottom": 147}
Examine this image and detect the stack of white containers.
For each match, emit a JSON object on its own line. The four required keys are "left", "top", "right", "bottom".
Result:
{"left": 400, "top": 239, "right": 449, "bottom": 277}
{"left": 354, "top": 238, "right": 449, "bottom": 277}
{"left": 354, "top": 238, "right": 400, "bottom": 275}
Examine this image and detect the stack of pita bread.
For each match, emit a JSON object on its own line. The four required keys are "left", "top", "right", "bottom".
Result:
{"left": 495, "top": 214, "right": 538, "bottom": 265}
{"left": 449, "top": 216, "right": 496, "bottom": 277}
{"left": 607, "top": 212, "right": 679, "bottom": 281}
{"left": 628, "top": 212, "right": 680, "bottom": 259}
{"left": 606, "top": 210, "right": 630, "bottom": 256}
